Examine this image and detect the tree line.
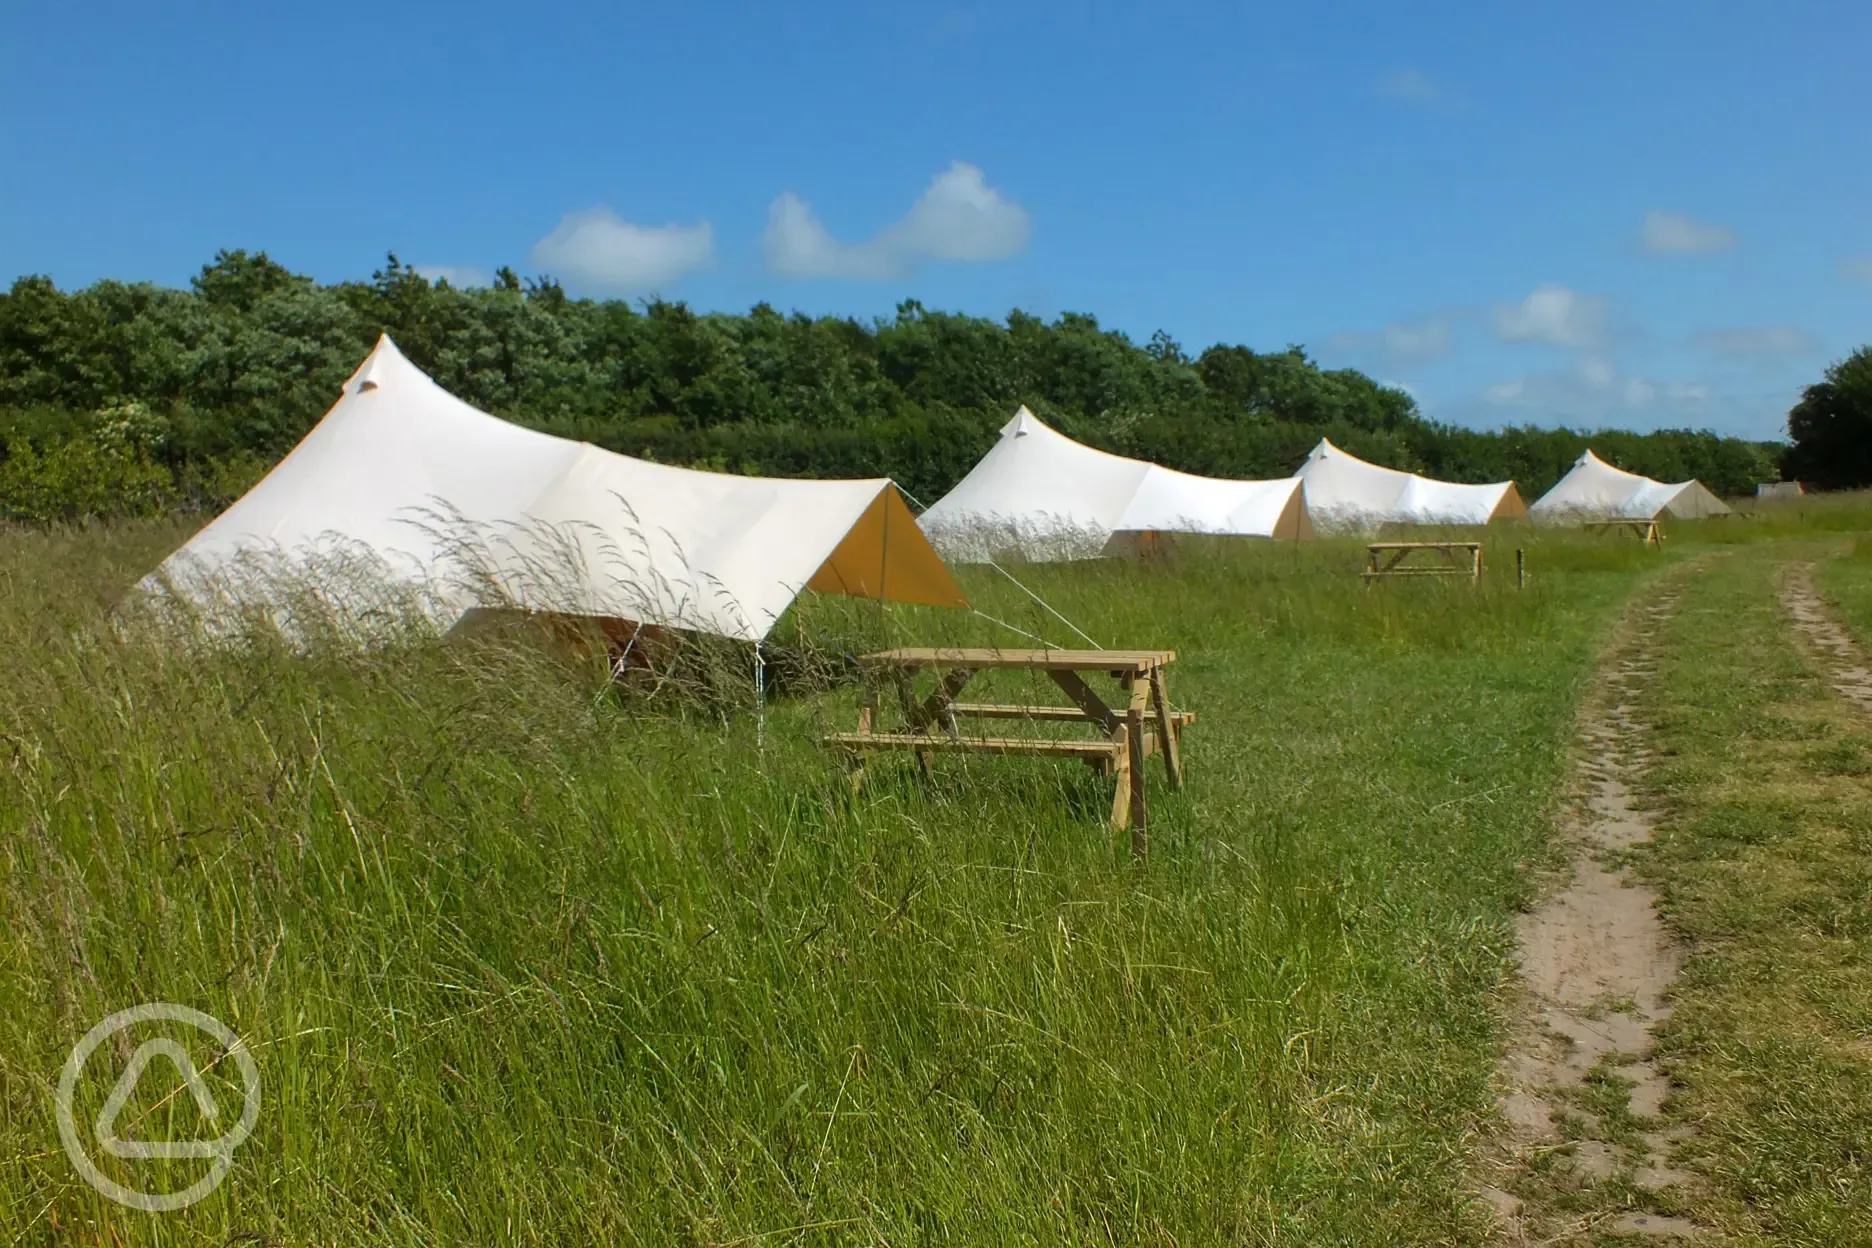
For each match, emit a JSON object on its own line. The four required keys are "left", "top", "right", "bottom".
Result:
{"left": 0, "top": 249, "right": 1793, "bottom": 525}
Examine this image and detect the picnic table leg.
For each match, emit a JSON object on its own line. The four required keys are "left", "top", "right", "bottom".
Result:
{"left": 924, "top": 667, "right": 976, "bottom": 737}
{"left": 892, "top": 670, "right": 938, "bottom": 785}
{"left": 1109, "top": 735, "right": 1132, "bottom": 832}
{"left": 1124, "top": 674, "right": 1149, "bottom": 855}
{"left": 1148, "top": 667, "right": 1182, "bottom": 789}
{"left": 847, "top": 681, "right": 878, "bottom": 796}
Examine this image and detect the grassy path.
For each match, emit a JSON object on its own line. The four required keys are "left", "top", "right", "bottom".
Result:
{"left": 1622, "top": 544, "right": 1872, "bottom": 1244}
{"left": 1483, "top": 574, "right": 1713, "bottom": 1243}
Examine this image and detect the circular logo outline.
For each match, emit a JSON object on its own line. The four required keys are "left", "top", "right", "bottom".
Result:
{"left": 56, "top": 1002, "right": 261, "bottom": 1213}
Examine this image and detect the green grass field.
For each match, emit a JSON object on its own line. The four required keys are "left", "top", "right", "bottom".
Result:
{"left": 3, "top": 511, "right": 1870, "bottom": 1244}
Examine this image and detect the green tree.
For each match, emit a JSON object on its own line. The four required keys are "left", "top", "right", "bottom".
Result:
{"left": 1786, "top": 347, "right": 1872, "bottom": 489}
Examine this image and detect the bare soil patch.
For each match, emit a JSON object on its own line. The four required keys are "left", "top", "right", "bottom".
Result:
{"left": 1480, "top": 586, "right": 1717, "bottom": 1243}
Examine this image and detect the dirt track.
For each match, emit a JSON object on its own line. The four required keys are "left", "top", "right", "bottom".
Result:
{"left": 1781, "top": 563, "right": 1872, "bottom": 712}
{"left": 1480, "top": 585, "right": 1710, "bottom": 1242}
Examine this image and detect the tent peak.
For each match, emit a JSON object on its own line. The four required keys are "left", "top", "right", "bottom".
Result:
{"left": 346, "top": 334, "right": 416, "bottom": 396}
{"left": 1005, "top": 405, "right": 1045, "bottom": 436}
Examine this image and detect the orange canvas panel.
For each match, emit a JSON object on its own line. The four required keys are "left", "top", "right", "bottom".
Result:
{"left": 1490, "top": 484, "right": 1530, "bottom": 521}
{"left": 806, "top": 486, "right": 970, "bottom": 609}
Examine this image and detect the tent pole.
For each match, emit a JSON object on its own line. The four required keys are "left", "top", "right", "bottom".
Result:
{"left": 754, "top": 639, "right": 766, "bottom": 753}
{"left": 878, "top": 489, "right": 891, "bottom": 644}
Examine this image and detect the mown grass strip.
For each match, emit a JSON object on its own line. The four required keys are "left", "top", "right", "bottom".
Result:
{"left": 1636, "top": 544, "right": 1872, "bottom": 1245}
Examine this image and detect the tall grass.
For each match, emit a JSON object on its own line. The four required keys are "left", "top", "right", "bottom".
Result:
{"left": 2, "top": 519, "right": 1663, "bottom": 1244}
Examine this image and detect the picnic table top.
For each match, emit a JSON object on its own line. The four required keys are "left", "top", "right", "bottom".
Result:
{"left": 858, "top": 647, "right": 1176, "bottom": 673}
{"left": 1366, "top": 540, "right": 1483, "bottom": 550}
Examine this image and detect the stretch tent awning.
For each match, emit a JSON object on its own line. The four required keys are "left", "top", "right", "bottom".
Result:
{"left": 1293, "top": 438, "right": 1527, "bottom": 532}
{"left": 146, "top": 335, "right": 967, "bottom": 641}
{"left": 1529, "top": 449, "right": 1730, "bottom": 523}
{"left": 916, "top": 406, "right": 1311, "bottom": 561}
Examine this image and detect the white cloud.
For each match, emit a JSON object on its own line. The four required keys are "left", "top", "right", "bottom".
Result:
{"left": 1577, "top": 355, "right": 1616, "bottom": 389}
{"left": 414, "top": 265, "right": 488, "bottom": 289}
{"left": 530, "top": 208, "right": 714, "bottom": 295}
{"left": 1478, "top": 362, "right": 1705, "bottom": 417}
{"left": 1383, "top": 318, "right": 1452, "bottom": 362}
{"left": 1640, "top": 210, "right": 1737, "bottom": 255}
{"left": 1491, "top": 284, "right": 1607, "bottom": 349}
{"left": 764, "top": 161, "right": 1030, "bottom": 281}
{"left": 1374, "top": 69, "right": 1456, "bottom": 108}
{"left": 764, "top": 194, "right": 897, "bottom": 281}
{"left": 1327, "top": 317, "right": 1452, "bottom": 365}
{"left": 1840, "top": 255, "right": 1872, "bottom": 285}
{"left": 1689, "top": 326, "right": 1820, "bottom": 357}
{"left": 1467, "top": 369, "right": 1785, "bottom": 437}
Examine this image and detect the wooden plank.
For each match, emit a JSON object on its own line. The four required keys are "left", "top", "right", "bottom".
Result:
{"left": 1124, "top": 675, "right": 1150, "bottom": 854}
{"left": 1149, "top": 667, "right": 1183, "bottom": 790}
{"left": 1047, "top": 669, "right": 1119, "bottom": 734}
{"left": 887, "top": 669, "right": 939, "bottom": 782}
{"left": 860, "top": 648, "right": 1175, "bottom": 673}
{"left": 1108, "top": 736, "right": 1132, "bottom": 832}
{"left": 947, "top": 703, "right": 1196, "bottom": 726}
{"left": 1366, "top": 538, "right": 1487, "bottom": 584}
{"left": 824, "top": 733, "right": 1121, "bottom": 759}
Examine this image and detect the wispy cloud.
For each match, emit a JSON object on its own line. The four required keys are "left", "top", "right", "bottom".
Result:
{"left": 1640, "top": 210, "right": 1737, "bottom": 255}
{"left": 414, "top": 265, "right": 488, "bottom": 289}
{"left": 530, "top": 208, "right": 714, "bottom": 295}
{"left": 1491, "top": 284, "right": 1607, "bottom": 350}
{"left": 764, "top": 161, "right": 1030, "bottom": 281}
{"left": 1328, "top": 317, "right": 1453, "bottom": 366}
{"left": 1469, "top": 365, "right": 1793, "bottom": 436}
{"left": 1374, "top": 69, "right": 1460, "bottom": 109}
{"left": 1478, "top": 359, "right": 1710, "bottom": 415}
{"left": 1689, "top": 326, "right": 1820, "bottom": 357}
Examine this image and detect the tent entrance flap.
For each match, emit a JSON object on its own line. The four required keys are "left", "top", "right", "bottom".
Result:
{"left": 1489, "top": 484, "right": 1530, "bottom": 522}
{"left": 806, "top": 487, "right": 970, "bottom": 609}
{"left": 1276, "top": 487, "right": 1314, "bottom": 541}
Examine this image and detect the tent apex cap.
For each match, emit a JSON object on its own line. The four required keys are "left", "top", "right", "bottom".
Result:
{"left": 1006, "top": 404, "right": 1045, "bottom": 436}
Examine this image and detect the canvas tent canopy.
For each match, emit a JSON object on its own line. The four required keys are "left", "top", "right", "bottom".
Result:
{"left": 1293, "top": 439, "right": 1527, "bottom": 532}
{"left": 1529, "top": 450, "right": 1730, "bottom": 523}
{"left": 146, "top": 335, "right": 967, "bottom": 642}
{"left": 917, "top": 406, "right": 1312, "bottom": 561}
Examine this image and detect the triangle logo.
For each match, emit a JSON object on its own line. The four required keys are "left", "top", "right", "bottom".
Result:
{"left": 95, "top": 1038, "right": 226, "bottom": 1161}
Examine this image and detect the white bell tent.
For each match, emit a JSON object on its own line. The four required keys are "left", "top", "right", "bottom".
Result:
{"left": 1529, "top": 450, "right": 1730, "bottom": 523}
{"left": 1293, "top": 438, "right": 1527, "bottom": 532}
{"left": 916, "top": 406, "right": 1312, "bottom": 561}
{"left": 146, "top": 336, "right": 968, "bottom": 641}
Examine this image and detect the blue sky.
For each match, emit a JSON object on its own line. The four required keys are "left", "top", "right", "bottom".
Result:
{"left": 3, "top": 1, "right": 1868, "bottom": 439}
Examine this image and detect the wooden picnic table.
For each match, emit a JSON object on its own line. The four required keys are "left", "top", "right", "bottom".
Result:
{"left": 1364, "top": 541, "right": 1483, "bottom": 582}
{"left": 1583, "top": 518, "right": 1662, "bottom": 545}
{"left": 824, "top": 648, "right": 1191, "bottom": 856}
